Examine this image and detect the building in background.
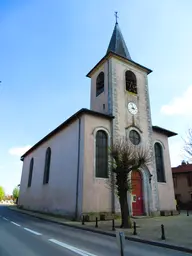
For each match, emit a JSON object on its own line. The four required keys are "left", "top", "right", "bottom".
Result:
{"left": 172, "top": 161, "right": 192, "bottom": 209}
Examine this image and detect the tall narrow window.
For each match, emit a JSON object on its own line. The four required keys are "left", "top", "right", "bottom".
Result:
{"left": 154, "top": 143, "right": 165, "bottom": 182}
{"left": 95, "top": 130, "right": 108, "bottom": 178}
{"left": 96, "top": 72, "right": 104, "bottom": 96}
{"left": 125, "top": 70, "right": 137, "bottom": 94}
{"left": 173, "top": 175, "right": 177, "bottom": 188}
{"left": 187, "top": 173, "right": 192, "bottom": 187}
{"left": 28, "top": 158, "right": 34, "bottom": 187}
{"left": 43, "top": 147, "right": 51, "bottom": 184}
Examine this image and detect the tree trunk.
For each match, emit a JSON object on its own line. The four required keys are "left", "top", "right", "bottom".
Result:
{"left": 119, "top": 190, "right": 132, "bottom": 228}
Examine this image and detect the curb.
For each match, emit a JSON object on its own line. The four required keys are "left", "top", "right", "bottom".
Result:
{"left": 9, "top": 207, "right": 192, "bottom": 254}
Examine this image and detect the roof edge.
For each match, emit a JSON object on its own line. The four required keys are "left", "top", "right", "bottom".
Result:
{"left": 172, "top": 169, "right": 192, "bottom": 174}
{"left": 86, "top": 51, "right": 152, "bottom": 78}
{"left": 172, "top": 164, "right": 192, "bottom": 174}
{"left": 21, "top": 108, "right": 114, "bottom": 161}
{"left": 152, "top": 126, "right": 177, "bottom": 137}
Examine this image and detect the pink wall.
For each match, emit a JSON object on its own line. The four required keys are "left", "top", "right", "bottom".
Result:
{"left": 90, "top": 62, "right": 110, "bottom": 114}
{"left": 152, "top": 131, "right": 176, "bottom": 211}
{"left": 82, "top": 114, "right": 112, "bottom": 213}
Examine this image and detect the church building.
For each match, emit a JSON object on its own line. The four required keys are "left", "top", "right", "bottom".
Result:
{"left": 18, "top": 19, "right": 177, "bottom": 219}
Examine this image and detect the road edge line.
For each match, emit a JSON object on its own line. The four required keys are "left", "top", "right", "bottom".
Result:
{"left": 9, "top": 207, "right": 192, "bottom": 254}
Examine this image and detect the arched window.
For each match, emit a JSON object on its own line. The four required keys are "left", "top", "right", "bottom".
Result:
{"left": 43, "top": 147, "right": 51, "bottom": 184}
{"left": 28, "top": 158, "right": 34, "bottom": 187}
{"left": 95, "top": 130, "right": 108, "bottom": 178}
{"left": 154, "top": 143, "right": 165, "bottom": 182}
{"left": 125, "top": 70, "right": 137, "bottom": 94}
{"left": 96, "top": 72, "right": 104, "bottom": 96}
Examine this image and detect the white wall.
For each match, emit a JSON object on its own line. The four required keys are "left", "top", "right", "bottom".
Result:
{"left": 19, "top": 117, "right": 84, "bottom": 217}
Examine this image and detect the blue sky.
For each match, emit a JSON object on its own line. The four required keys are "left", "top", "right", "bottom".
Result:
{"left": 0, "top": 0, "right": 192, "bottom": 194}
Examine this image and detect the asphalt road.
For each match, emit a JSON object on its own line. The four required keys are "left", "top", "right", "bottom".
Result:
{"left": 0, "top": 205, "right": 191, "bottom": 256}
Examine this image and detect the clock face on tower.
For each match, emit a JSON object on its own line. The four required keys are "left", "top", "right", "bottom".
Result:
{"left": 128, "top": 102, "right": 138, "bottom": 115}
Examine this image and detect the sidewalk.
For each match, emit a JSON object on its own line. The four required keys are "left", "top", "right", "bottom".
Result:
{"left": 9, "top": 206, "right": 192, "bottom": 253}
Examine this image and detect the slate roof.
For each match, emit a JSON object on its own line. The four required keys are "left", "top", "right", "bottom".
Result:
{"left": 20, "top": 109, "right": 114, "bottom": 160}
{"left": 152, "top": 126, "right": 177, "bottom": 138}
{"left": 87, "top": 22, "right": 152, "bottom": 77}
{"left": 172, "top": 164, "right": 192, "bottom": 174}
{"left": 107, "top": 22, "right": 132, "bottom": 60}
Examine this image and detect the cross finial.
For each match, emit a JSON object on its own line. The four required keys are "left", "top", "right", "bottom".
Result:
{"left": 115, "top": 11, "right": 119, "bottom": 24}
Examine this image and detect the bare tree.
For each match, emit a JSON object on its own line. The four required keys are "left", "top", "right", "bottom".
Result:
{"left": 184, "top": 128, "right": 192, "bottom": 161}
{"left": 108, "top": 137, "right": 152, "bottom": 228}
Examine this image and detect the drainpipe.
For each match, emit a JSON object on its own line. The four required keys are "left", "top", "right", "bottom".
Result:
{"left": 108, "top": 58, "right": 115, "bottom": 213}
{"left": 75, "top": 117, "right": 81, "bottom": 220}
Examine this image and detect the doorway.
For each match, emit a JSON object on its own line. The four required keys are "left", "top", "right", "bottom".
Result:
{"left": 131, "top": 170, "right": 144, "bottom": 216}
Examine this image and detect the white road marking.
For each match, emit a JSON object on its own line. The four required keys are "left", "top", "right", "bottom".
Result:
{"left": 3, "top": 217, "right": 8, "bottom": 221}
{"left": 11, "top": 221, "right": 20, "bottom": 227}
{"left": 24, "top": 228, "right": 42, "bottom": 236}
{"left": 49, "top": 239, "right": 97, "bottom": 256}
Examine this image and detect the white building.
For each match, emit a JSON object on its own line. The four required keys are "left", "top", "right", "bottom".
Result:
{"left": 19, "top": 20, "right": 177, "bottom": 219}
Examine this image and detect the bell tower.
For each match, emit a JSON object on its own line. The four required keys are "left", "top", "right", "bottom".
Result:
{"left": 87, "top": 18, "right": 153, "bottom": 138}
{"left": 86, "top": 16, "right": 160, "bottom": 214}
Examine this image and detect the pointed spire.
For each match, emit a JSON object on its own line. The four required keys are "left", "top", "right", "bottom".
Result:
{"left": 107, "top": 13, "right": 132, "bottom": 60}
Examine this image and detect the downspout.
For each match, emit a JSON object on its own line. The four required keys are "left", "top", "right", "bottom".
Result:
{"left": 108, "top": 58, "right": 115, "bottom": 213}
{"left": 75, "top": 117, "right": 81, "bottom": 220}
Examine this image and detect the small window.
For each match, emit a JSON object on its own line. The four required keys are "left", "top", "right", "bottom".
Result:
{"left": 129, "top": 130, "right": 140, "bottom": 145}
{"left": 154, "top": 143, "right": 165, "bottom": 182}
{"left": 28, "top": 158, "right": 34, "bottom": 187}
{"left": 43, "top": 147, "right": 51, "bottom": 184}
{"left": 187, "top": 173, "right": 192, "bottom": 187}
{"left": 173, "top": 176, "right": 177, "bottom": 188}
{"left": 125, "top": 70, "right": 137, "bottom": 94}
{"left": 95, "top": 130, "right": 108, "bottom": 178}
{"left": 96, "top": 72, "right": 104, "bottom": 96}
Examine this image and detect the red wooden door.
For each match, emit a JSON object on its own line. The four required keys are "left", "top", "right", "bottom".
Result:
{"left": 131, "top": 171, "right": 144, "bottom": 216}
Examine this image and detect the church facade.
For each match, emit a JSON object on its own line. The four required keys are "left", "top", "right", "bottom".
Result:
{"left": 18, "top": 21, "right": 177, "bottom": 218}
